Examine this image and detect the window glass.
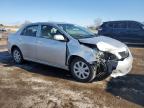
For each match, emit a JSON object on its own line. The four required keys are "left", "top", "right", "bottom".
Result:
{"left": 117, "top": 23, "right": 122, "bottom": 28}
{"left": 115, "top": 23, "right": 127, "bottom": 29}
{"left": 120, "top": 22, "right": 127, "bottom": 28}
{"left": 108, "top": 23, "right": 113, "bottom": 28}
{"left": 112, "top": 22, "right": 127, "bottom": 29}
{"left": 128, "top": 22, "right": 141, "bottom": 29}
{"left": 21, "top": 25, "right": 38, "bottom": 36}
{"left": 41, "top": 25, "right": 62, "bottom": 39}
{"left": 113, "top": 23, "right": 119, "bottom": 28}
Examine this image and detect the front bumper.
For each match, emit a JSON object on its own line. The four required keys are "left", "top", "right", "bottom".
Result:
{"left": 110, "top": 52, "right": 133, "bottom": 78}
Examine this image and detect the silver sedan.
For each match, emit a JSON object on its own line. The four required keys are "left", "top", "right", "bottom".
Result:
{"left": 8, "top": 22, "right": 133, "bottom": 82}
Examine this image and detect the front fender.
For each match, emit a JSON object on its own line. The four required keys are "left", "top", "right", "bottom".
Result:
{"left": 66, "top": 40, "right": 96, "bottom": 65}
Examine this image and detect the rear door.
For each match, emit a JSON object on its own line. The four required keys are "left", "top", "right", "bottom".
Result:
{"left": 19, "top": 25, "right": 39, "bottom": 59}
{"left": 113, "top": 22, "right": 130, "bottom": 42}
{"left": 126, "top": 22, "right": 144, "bottom": 44}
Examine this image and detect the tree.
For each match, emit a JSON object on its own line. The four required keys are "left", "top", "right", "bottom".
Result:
{"left": 0, "top": 24, "right": 4, "bottom": 26}
{"left": 20, "top": 20, "right": 31, "bottom": 27}
{"left": 94, "top": 18, "right": 102, "bottom": 30}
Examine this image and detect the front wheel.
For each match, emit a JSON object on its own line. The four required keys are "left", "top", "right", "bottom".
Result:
{"left": 70, "top": 58, "right": 96, "bottom": 83}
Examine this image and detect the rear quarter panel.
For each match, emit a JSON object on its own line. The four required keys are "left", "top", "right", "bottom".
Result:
{"left": 8, "top": 33, "right": 20, "bottom": 54}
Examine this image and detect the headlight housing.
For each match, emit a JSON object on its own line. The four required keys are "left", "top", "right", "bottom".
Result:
{"left": 103, "top": 52, "right": 118, "bottom": 61}
{"left": 119, "top": 51, "right": 129, "bottom": 60}
{"left": 96, "top": 51, "right": 118, "bottom": 61}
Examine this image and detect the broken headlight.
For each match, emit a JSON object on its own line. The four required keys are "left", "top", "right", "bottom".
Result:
{"left": 96, "top": 51, "right": 118, "bottom": 61}
{"left": 103, "top": 52, "right": 118, "bottom": 61}
{"left": 119, "top": 51, "right": 129, "bottom": 60}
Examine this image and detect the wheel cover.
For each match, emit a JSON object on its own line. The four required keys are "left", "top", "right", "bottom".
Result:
{"left": 73, "top": 61, "right": 90, "bottom": 79}
{"left": 13, "top": 50, "right": 21, "bottom": 63}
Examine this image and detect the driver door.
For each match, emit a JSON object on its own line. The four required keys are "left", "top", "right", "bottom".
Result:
{"left": 36, "top": 25, "right": 67, "bottom": 67}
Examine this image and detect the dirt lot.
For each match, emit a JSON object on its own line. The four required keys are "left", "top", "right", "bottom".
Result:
{"left": 0, "top": 40, "right": 144, "bottom": 108}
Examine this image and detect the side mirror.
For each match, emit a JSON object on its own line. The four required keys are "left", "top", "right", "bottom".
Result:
{"left": 54, "top": 35, "right": 65, "bottom": 41}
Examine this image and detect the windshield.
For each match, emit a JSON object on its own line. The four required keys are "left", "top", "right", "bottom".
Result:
{"left": 58, "top": 24, "right": 95, "bottom": 39}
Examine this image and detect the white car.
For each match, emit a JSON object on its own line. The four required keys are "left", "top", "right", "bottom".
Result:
{"left": 8, "top": 22, "right": 133, "bottom": 82}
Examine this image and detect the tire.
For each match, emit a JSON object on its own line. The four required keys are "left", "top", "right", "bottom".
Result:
{"left": 70, "top": 57, "right": 96, "bottom": 83}
{"left": 12, "top": 47, "right": 24, "bottom": 64}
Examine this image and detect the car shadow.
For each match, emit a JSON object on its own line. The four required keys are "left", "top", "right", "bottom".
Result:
{"left": 0, "top": 51, "right": 74, "bottom": 81}
{"left": 106, "top": 74, "right": 144, "bottom": 107}
{"left": 0, "top": 50, "right": 112, "bottom": 82}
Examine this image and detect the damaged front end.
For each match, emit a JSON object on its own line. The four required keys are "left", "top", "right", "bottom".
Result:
{"left": 78, "top": 36, "right": 133, "bottom": 79}
{"left": 67, "top": 35, "right": 133, "bottom": 79}
{"left": 93, "top": 50, "right": 119, "bottom": 79}
{"left": 96, "top": 41, "right": 133, "bottom": 78}
{"left": 77, "top": 42, "right": 119, "bottom": 79}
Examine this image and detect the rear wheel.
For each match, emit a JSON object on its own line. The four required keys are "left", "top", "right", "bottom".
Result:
{"left": 70, "top": 58, "right": 96, "bottom": 82}
{"left": 12, "top": 48, "right": 24, "bottom": 64}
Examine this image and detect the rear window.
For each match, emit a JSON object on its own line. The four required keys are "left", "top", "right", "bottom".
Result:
{"left": 127, "top": 22, "right": 141, "bottom": 29}
{"left": 103, "top": 22, "right": 128, "bottom": 29}
{"left": 21, "top": 25, "right": 38, "bottom": 37}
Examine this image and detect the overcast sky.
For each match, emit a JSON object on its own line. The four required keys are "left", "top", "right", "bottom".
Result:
{"left": 0, "top": 0, "right": 144, "bottom": 26}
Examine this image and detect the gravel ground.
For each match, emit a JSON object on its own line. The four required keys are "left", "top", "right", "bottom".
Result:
{"left": 0, "top": 40, "right": 144, "bottom": 108}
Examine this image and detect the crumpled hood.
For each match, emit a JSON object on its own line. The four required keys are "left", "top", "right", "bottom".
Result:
{"left": 79, "top": 36, "right": 127, "bottom": 52}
